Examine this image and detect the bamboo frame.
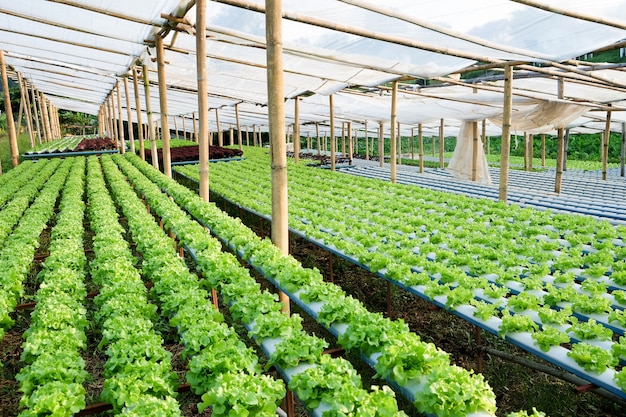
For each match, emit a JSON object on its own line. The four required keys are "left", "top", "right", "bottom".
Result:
{"left": 132, "top": 67, "right": 145, "bottom": 160}
{"left": 347, "top": 121, "right": 353, "bottom": 164}
{"left": 116, "top": 80, "right": 125, "bottom": 154}
{"left": 528, "top": 134, "right": 534, "bottom": 172}
{"left": 30, "top": 84, "right": 42, "bottom": 145}
{"left": 390, "top": 81, "right": 398, "bottom": 183}
{"left": 193, "top": 112, "right": 198, "bottom": 143}
{"left": 110, "top": 93, "right": 119, "bottom": 147}
{"left": 330, "top": 94, "right": 336, "bottom": 171}
{"left": 142, "top": 64, "right": 159, "bottom": 170}
{"left": 156, "top": 35, "right": 172, "bottom": 177}
{"left": 603, "top": 109, "right": 612, "bottom": 181}
{"left": 439, "top": 118, "right": 445, "bottom": 168}
{"left": 378, "top": 123, "right": 384, "bottom": 168}
{"left": 555, "top": 77, "right": 565, "bottom": 192}
{"left": 197, "top": 0, "right": 209, "bottom": 202}
{"left": 294, "top": 97, "right": 300, "bottom": 164}
{"left": 364, "top": 121, "right": 369, "bottom": 160}
{"left": 235, "top": 103, "right": 242, "bottom": 151}
{"left": 40, "top": 92, "right": 52, "bottom": 142}
{"left": 266, "top": 0, "right": 290, "bottom": 316}
{"left": 215, "top": 108, "right": 222, "bottom": 147}
{"left": 316, "top": 123, "right": 320, "bottom": 156}
{"left": 499, "top": 64, "right": 513, "bottom": 202}
{"left": 472, "top": 121, "right": 479, "bottom": 181}
{"left": 18, "top": 74, "right": 35, "bottom": 148}
{"left": 1, "top": 51, "right": 19, "bottom": 167}
{"left": 418, "top": 123, "right": 424, "bottom": 173}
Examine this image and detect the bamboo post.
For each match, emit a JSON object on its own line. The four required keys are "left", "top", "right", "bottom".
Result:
{"left": 555, "top": 77, "right": 566, "bottom": 191}
{"left": 53, "top": 106, "right": 61, "bottom": 138}
{"left": 528, "top": 133, "right": 534, "bottom": 172}
{"left": 116, "top": 80, "right": 126, "bottom": 154}
{"left": 472, "top": 121, "right": 479, "bottom": 181}
{"left": 123, "top": 77, "right": 135, "bottom": 153}
{"left": 229, "top": 125, "right": 234, "bottom": 146}
{"left": 347, "top": 121, "right": 353, "bottom": 164}
{"left": 252, "top": 124, "right": 257, "bottom": 146}
{"left": 341, "top": 121, "right": 346, "bottom": 156}
{"left": 307, "top": 132, "right": 311, "bottom": 150}
{"left": 266, "top": 0, "right": 290, "bottom": 316}
{"left": 390, "top": 81, "right": 398, "bottom": 183}
{"left": 439, "top": 118, "right": 445, "bottom": 168}
{"left": 418, "top": 123, "right": 424, "bottom": 173}
{"left": 142, "top": 64, "right": 159, "bottom": 170}
{"left": 432, "top": 135, "right": 435, "bottom": 157}
{"left": 132, "top": 67, "right": 145, "bottom": 160}
{"left": 330, "top": 94, "right": 336, "bottom": 171}
{"left": 173, "top": 115, "right": 179, "bottom": 139}
{"left": 246, "top": 125, "right": 250, "bottom": 146}
{"left": 110, "top": 93, "right": 119, "bottom": 147}
{"left": 541, "top": 134, "right": 546, "bottom": 166}
{"left": 294, "top": 97, "right": 300, "bottom": 164}
{"left": 316, "top": 123, "right": 320, "bottom": 156}
{"left": 1, "top": 51, "right": 19, "bottom": 167}
{"left": 482, "top": 119, "right": 487, "bottom": 154}
{"left": 364, "top": 121, "right": 369, "bottom": 160}
{"left": 182, "top": 115, "right": 187, "bottom": 140}
{"left": 378, "top": 123, "right": 384, "bottom": 168}
{"left": 156, "top": 35, "right": 172, "bottom": 177}
{"left": 30, "top": 84, "right": 42, "bottom": 144}
{"left": 523, "top": 132, "right": 528, "bottom": 170}
{"left": 18, "top": 75, "right": 35, "bottom": 148}
{"left": 215, "top": 108, "right": 223, "bottom": 147}
{"left": 411, "top": 127, "right": 415, "bottom": 160}
{"left": 193, "top": 112, "right": 198, "bottom": 143}
{"left": 41, "top": 91, "right": 52, "bottom": 142}
{"left": 197, "top": 0, "right": 209, "bottom": 202}
{"left": 603, "top": 110, "right": 612, "bottom": 181}
{"left": 235, "top": 103, "right": 242, "bottom": 151}
{"left": 621, "top": 122, "right": 625, "bottom": 177}
{"left": 499, "top": 64, "right": 513, "bottom": 202}
{"left": 563, "top": 129, "right": 569, "bottom": 171}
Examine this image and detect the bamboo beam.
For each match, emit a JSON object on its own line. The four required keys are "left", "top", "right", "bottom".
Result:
{"left": 116, "top": 80, "right": 125, "bottom": 154}
{"left": 330, "top": 94, "right": 336, "bottom": 171}
{"left": 378, "top": 123, "right": 384, "bottom": 168}
{"left": 197, "top": 0, "right": 209, "bottom": 202}
{"left": 603, "top": 109, "right": 612, "bottom": 181}
{"left": 418, "top": 123, "right": 424, "bottom": 173}
{"left": 294, "top": 97, "right": 300, "bottom": 164}
{"left": 472, "top": 121, "right": 479, "bottom": 181}
{"left": 266, "top": 0, "right": 290, "bottom": 316}
{"left": 1, "top": 51, "right": 19, "bottom": 167}
{"left": 439, "top": 118, "right": 445, "bottom": 168}
{"left": 132, "top": 67, "right": 145, "bottom": 160}
{"left": 142, "top": 64, "right": 159, "bottom": 170}
{"left": 390, "top": 81, "right": 398, "bottom": 183}
{"left": 235, "top": 103, "right": 242, "bottom": 151}
{"left": 30, "top": 84, "right": 42, "bottom": 145}
{"left": 156, "top": 35, "right": 172, "bottom": 177}
{"left": 499, "top": 64, "right": 513, "bottom": 202}
{"left": 510, "top": 0, "right": 626, "bottom": 31}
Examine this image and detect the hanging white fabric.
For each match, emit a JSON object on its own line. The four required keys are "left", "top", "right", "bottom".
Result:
{"left": 446, "top": 121, "right": 492, "bottom": 184}
{"left": 489, "top": 101, "right": 589, "bottom": 134}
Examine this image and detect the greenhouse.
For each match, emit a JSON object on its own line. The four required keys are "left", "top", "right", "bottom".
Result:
{"left": 2, "top": 1, "right": 626, "bottom": 416}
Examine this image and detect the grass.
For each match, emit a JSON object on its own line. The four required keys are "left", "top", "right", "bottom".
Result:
{"left": 0, "top": 130, "right": 33, "bottom": 173}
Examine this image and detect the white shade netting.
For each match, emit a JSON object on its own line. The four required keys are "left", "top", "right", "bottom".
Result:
{"left": 446, "top": 121, "right": 492, "bottom": 184}
{"left": 489, "top": 101, "right": 591, "bottom": 134}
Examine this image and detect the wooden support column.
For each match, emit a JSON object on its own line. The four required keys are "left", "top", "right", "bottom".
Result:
{"left": 41, "top": 92, "right": 52, "bottom": 143}
{"left": 197, "top": 0, "right": 209, "bottom": 202}
{"left": 18, "top": 74, "right": 35, "bottom": 148}
{"left": 341, "top": 121, "right": 346, "bottom": 156}
{"left": 30, "top": 84, "right": 42, "bottom": 144}
{"left": 124, "top": 76, "right": 137, "bottom": 151}
{"left": 390, "top": 81, "right": 398, "bottom": 183}
{"left": 330, "top": 94, "right": 336, "bottom": 171}
{"left": 235, "top": 103, "right": 242, "bottom": 151}
{"left": 411, "top": 127, "right": 415, "bottom": 160}
{"left": 245, "top": 125, "right": 250, "bottom": 146}
{"left": 482, "top": 119, "right": 487, "bottom": 155}
{"left": 0, "top": 51, "right": 19, "bottom": 167}
{"left": 555, "top": 77, "right": 565, "bottom": 192}
{"left": 110, "top": 93, "right": 119, "bottom": 147}
{"left": 418, "top": 123, "right": 424, "bottom": 174}
{"left": 523, "top": 132, "right": 528, "bottom": 170}
{"left": 397, "top": 122, "right": 402, "bottom": 165}
{"left": 156, "top": 35, "right": 172, "bottom": 177}
{"left": 294, "top": 97, "right": 300, "bottom": 164}
{"left": 621, "top": 122, "right": 625, "bottom": 177}
{"left": 378, "top": 123, "right": 384, "bottom": 168}
{"left": 193, "top": 112, "right": 198, "bottom": 143}
{"left": 499, "top": 64, "right": 513, "bottom": 202}
{"left": 182, "top": 115, "right": 187, "bottom": 140}
{"left": 307, "top": 132, "right": 311, "bottom": 150}
{"left": 132, "top": 67, "right": 145, "bottom": 160}
{"left": 229, "top": 125, "right": 234, "bottom": 146}
{"left": 528, "top": 134, "right": 534, "bottom": 172}
{"left": 364, "top": 121, "right": 369, "bottom": 160}
{"left": 116, "top": 80, "right": 126, "bottom": 154}
{"left": 347, "top": 121, "right": 353, "bottom": 164}
{"left": 603, "top": 110, "right": 612, "bottom": 181}
{"left": 472, "top": 121, "right": 479, "bottom": 181}
{"left": 439, "top": 118, "right": 445, "bottom": 168}
{"left": 215, "top": 108, "right": 222, "bottom": 147}
{"left": 541, "top": 134, "right": 546, "bottom": 166}
{"left": 316, "top": 123, "right": 320, "bottom": 156}
{"left": 142, "top": 64, "right": 159, "bottom": 170}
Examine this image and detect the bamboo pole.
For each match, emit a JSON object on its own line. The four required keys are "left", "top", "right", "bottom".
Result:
{"left": 378, "top": 123, "right": 384, "bottom": 168}
{"left": 116, "top": 80, "right": 126, "bottom": 154}
{"left": 555, "top": 77, "right": 566, "bottom": 191}
{"left": 182, "top": 115, "right": 187, "bottom": 140}
{"left": 142, "top": 64, "right": 159, "bottom": 170}
{"left": 541, "top": 134, "right": 546, "bottom": 166}
{"left": 294, "top": 97, "right": 300, "bottom": 164}
{"left": 235, "top": 103, "right": 242, "bottom": 151}
{"left": 132, "top": 67, "right": 145, "bottom": 160}
{"left": 439, "top": 118, "right": 445, "bottom": 168}
{"left": 341, "top": 121, "right": 346, "bottom": 156}
{"left": 197, "top": 0, "right": 209, "bottom": 202}
{"left": 246, "top": 125, "right": 250, "bottom": 146}
{"left": 472, "top": 121, "right": 479, "bottom": 181}
{"left": 307, "top": 132, "right": 311, "bottom": 150}
{"left": 364, "top": 121, "right": 369, "bottom": 160}
{"left": 266, "top": 0, "right": 290, "bottom": 316}
{"left": 499, "top": 64, "right": 513, "bottom": 202}
{"left": 603, "top": 110, "right": 612, "bottom": 181}
{"left": 621, "top": 122, "right": 625, "bottom": 177}
{"left": 316, "top": 123, "right": 320, "bottom": 156}
{"left": 41, "top": 92, "right": 52, "bottom": 142}
{"left": 229, "top": 125, "right": 234, "bottom": 146}
{"left": 252, "top": 124, "right": 257, "bottom": 146}
{"left": 418, "top": 123, "right": 424, "bottom": 173}
{"left": 19, "top": 75, "right": 35, "bottom": 148}
{"left": 330, "top": 94, "right": 336, "bottom": 171}
{"left": 390, "top": 81, "right": 398, "bottom": 183}
{"left": 481, "top": 119, "right": 487, "bottom": 155}
{"left": 431, "top": 135, "right": 435, "bottom": 157}
{"left": 193, "top": 112, "right": 198, "bottom": 143}
{"left": 411, "top": 127, "right": 415, "bottom": 160}
{"left": 110, "top": 93, "right": 119, "bottom": 148}
{"left": 1, "top": 51, "right": 19, "bottom": 167}
{"left": 156, "top": 35, "right": 172, "bottom": 177}
{"left": 397, "top": 122, "right": 402, "bottom": 165}
{"left": 54, "top": 106, "right": 61, "bottom": 139}
{"left": 523, "top": 132, "right": 528, "bottom": 170}
{"left": 215, "top": 108, "right": 222, "bottom": 147}
{"left": 347, "top": 121, "right": 353, "bottom": 164}
{"left": 30, "top": 84, "right": 42, "bottom": 144}
{"left": 124, "top": 76, "right": 136, "bottom": 153}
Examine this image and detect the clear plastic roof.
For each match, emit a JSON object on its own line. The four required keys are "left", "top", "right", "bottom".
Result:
{"left": 2, "top": 0, "right": 626, "bottom": 136}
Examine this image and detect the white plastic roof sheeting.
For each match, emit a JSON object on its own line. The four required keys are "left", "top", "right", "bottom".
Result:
{"left": 2, "top": 0, "right": 626, "bottom": 137}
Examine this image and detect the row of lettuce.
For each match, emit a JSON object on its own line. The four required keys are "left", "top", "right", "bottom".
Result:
{"left": 176, "top": 147, "right": 626, "bottom": 392}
